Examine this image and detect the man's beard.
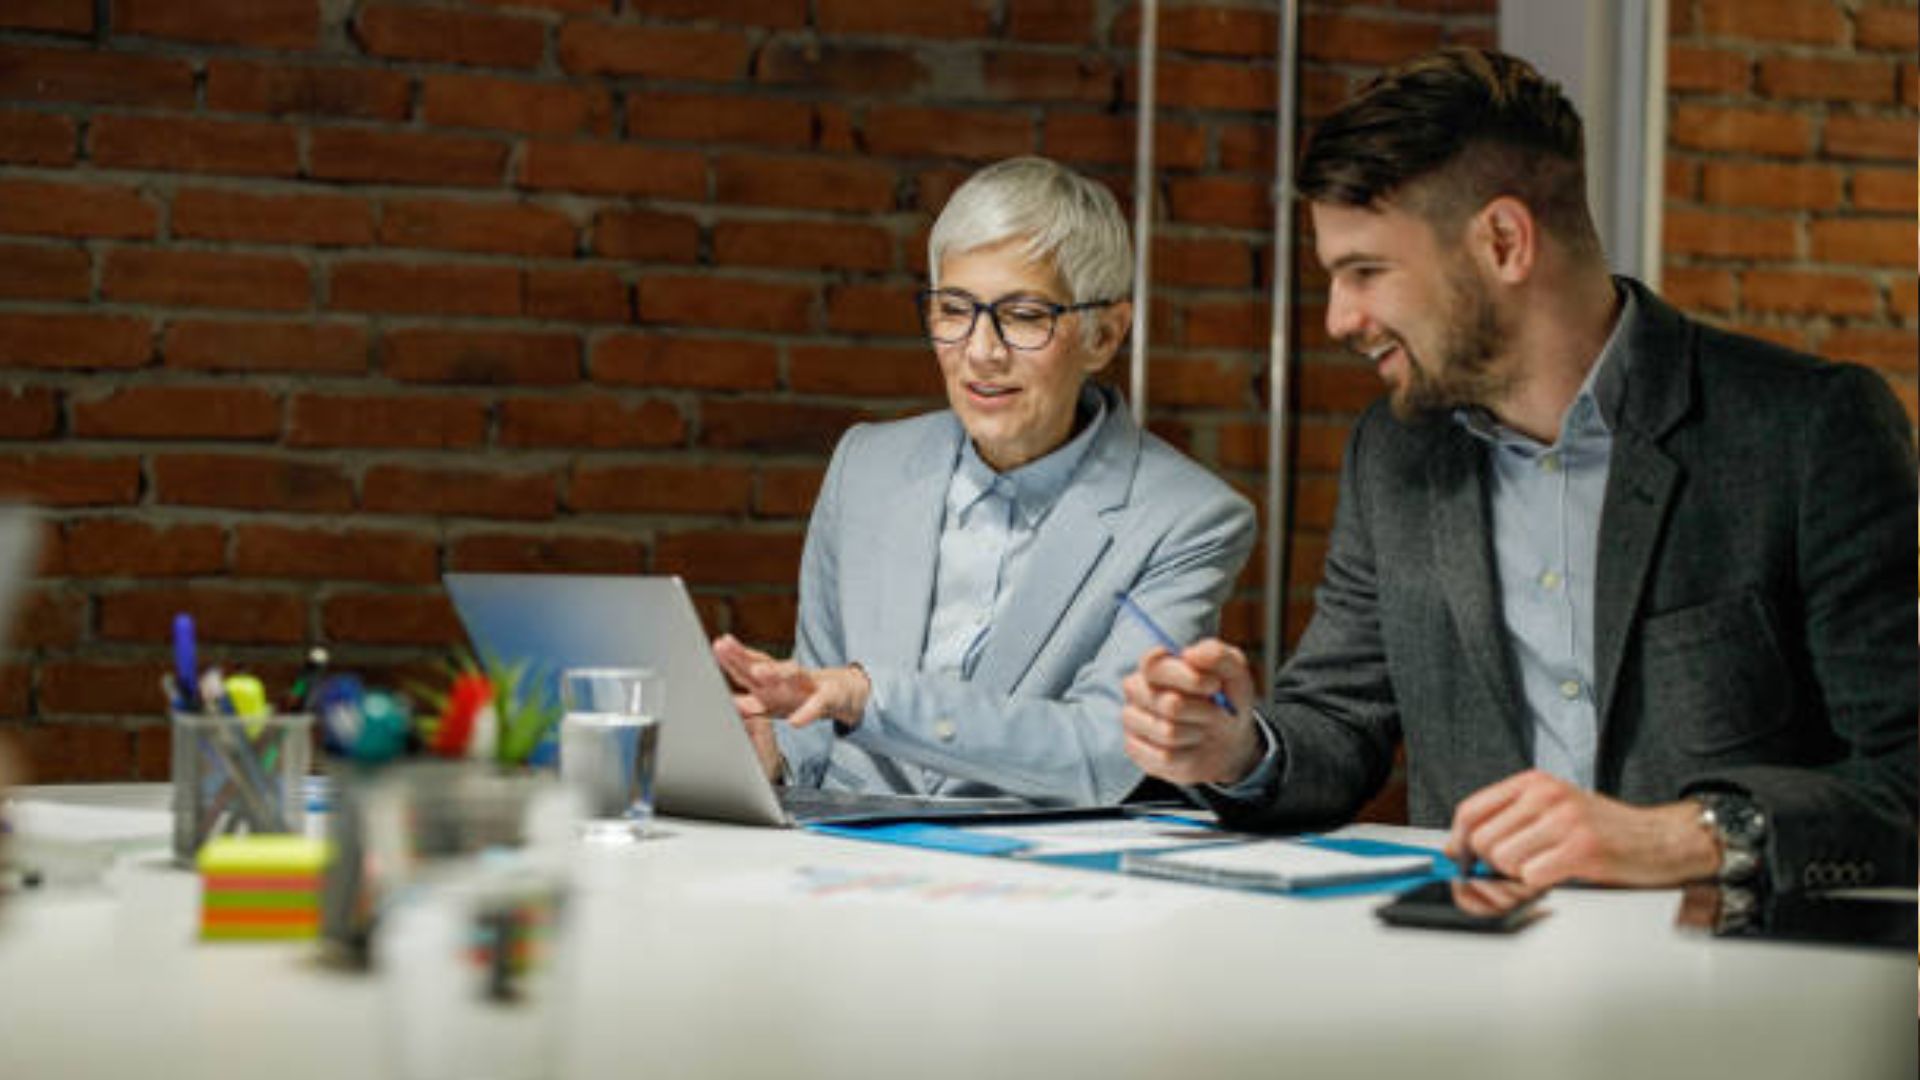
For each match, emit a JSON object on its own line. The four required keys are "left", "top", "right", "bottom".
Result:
{"left": 1386, "top": 265, "right": 1512, "bottom": 422}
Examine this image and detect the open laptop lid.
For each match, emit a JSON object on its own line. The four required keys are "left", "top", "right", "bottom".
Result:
{"left": 0, "top": 509, "right": 38, "bottom": 650}
{"left": 443, "top": 573, "right": 790, "bottom": 827}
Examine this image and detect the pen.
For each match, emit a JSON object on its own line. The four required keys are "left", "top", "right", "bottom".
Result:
{"left": 1113, "top": 592, "right": 1235, "bottom": 714}
{"left": 172, "top": 613, "right": 199, "bottom": 711}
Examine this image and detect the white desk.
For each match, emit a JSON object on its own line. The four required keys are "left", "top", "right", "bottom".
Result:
{"left": 1, "top": 785, "right": 1912, "bottom": 1080}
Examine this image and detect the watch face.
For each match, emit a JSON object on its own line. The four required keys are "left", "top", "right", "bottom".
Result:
{"left": 1709, "top": 796, "right": 1768, "bottom": 846}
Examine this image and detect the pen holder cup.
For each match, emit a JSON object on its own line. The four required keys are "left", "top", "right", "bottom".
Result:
{"left": 170, "top": 712, "right": 314, "bottom": 867}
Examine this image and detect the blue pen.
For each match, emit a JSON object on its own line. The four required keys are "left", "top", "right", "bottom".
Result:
{"left": 1113, "top": 592, "right": 1235, "bottom": 714}
{"left": 172, "top": 612, "right": 199, "bottom": 711}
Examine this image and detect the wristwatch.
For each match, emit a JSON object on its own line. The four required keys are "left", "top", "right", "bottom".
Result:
{"left": 1692, "top": 792, "right": 1768, "bottom": 884}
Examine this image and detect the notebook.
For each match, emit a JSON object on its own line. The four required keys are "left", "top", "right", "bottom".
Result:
{"left": 443, "top": 573, "right": 1050, "bottom": 828}
{"left": 1121, "top": 838, "right": 1434, "bottom": 891}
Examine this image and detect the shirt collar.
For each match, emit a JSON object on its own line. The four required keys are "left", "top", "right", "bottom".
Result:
{"left": 950, "top": 383, "right": 1108, "bottom": 527}
{"left": 1455, "top": 283, "right": 1637, "bottom": 450}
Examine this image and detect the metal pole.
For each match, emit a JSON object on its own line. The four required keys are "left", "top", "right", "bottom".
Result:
{"left": 1128, "top": 0, "right": 1158, "bottom": 427}
{"left": 1262, "top": 0, "right": 1301, "bottom": 687}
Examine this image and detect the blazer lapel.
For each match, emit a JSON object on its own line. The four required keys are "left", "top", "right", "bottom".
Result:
{"left": 869, "top": 418, "right": 961, "bottom": 671}
{"left": 968, "top": 395, "right": 1130, "bottom": 693}
{"left": 1593, "top": 280, "right": 1693, "bottom": 731}
{"left": 1427, "top": 424, "right": 1531, "bottom": 756}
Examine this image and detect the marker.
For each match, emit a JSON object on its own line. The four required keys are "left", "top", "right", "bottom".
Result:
{"left": 1113, "top": 591, "right": 1234, "bottom": 714}
{"left": 172, "top": 613, "right": 199, "bottom": 711}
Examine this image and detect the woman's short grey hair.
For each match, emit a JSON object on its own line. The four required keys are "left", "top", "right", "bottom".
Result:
{"left": 928, "top": 157, "right": 1133, "bottom": 307}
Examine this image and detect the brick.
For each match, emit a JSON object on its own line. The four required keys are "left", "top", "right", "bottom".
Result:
{"left": 1298, "top": 361, "right": 1387, "bottom": 414}
{"left": 380, "top": 198, "right": 575, "bottom": 257}
{"left": 755, "top": 41, "right": 932, "bottom": 97}
{"left": 1669, "top": 105, "right": 1812, "bottom": 156}
{"left": 0, "top": 387, "right": 59, "bottom": 439}
{"left": 0, "top": 243, "right": 88, "bottom": 302}
{"left": 0, "top": 312, "right": 151, "bottom": 369}
{"left": 1857, "top": 6, "right": 1919, "bottom": 50}
{"left": 104, "top": 250, "right": 310, "bottom": 312}
{"left": 322, "top": 591, "right": 464, "bottom": 646}
{"left": 355, "top": 4, "right": 546, "bottom": 69}
{"left": 568, "top": 462, "right": 752, "bottom": 514}
{"left": 1852, "top": 167, "right": 1919, "bottom": 213}
{"left": 5, "top": 721, "right": 148, "bottom": 781}
{"left": 164, "top": 320, "right": 367, "bottom": 375}
{"left": 1661, "top": 209, "right": 1799, "bottom": 260}
{"left": 525, "top": 267, "right": 631, "bottom": 323}
{"left": 0, "top": 44, "right": 194, "bottom": 108}
{"left": 0, "top": 455, "right": 138, "bottom": 507}
{"left": 420, "top": 74, "right": 612, "bottom": 136}
{"left": 1666, "top": 157, "right": 1698, "bottom": 201}
{"left": 864, "top": 106, "right": 1033, "bottom": 160}
{"left": 557, "top": 21, "right": 749, "bottom": 80}
{"left": 153, "top": 453, "right": 352, "bottom": 512}
{"left": 469, "top": 0, "right": 612, "bottom": 12}
{"left": 653, "top": 529, "right": 804, "bottom": 586}
{"left": 13, "top": 585, "right": 83, "bottom": 648}
{"left": 1154, "top": 236, "right": 1256, "bottom": 289}
{"left": 699, "top": 400, "right": 864, "bottom": 454}
{"left": 63, "top": 519, "right": 225, "bottom": 576}
{"left": 749, "top": 467, "right": 822, "bottom": 519}
{"left": 1149, "top": 357, "right": 1250, "bottom": 408}
{"left": 712, "top": 220, "right": 893, "bottom": 272}
{"left": 638, "top": 276, "right": 814, "bottom": 332}
{"left": 173, "top": 188, "right": 375, "bottom": 247}
{"left": 383, "top": 328, "right": 580, "bottom": 385}
{"left": 73, "top": 385, "right": 281, "bottom": 440}
{"left": 1699, "top": 0, "right": 1846, "bottom": 44}
{"left": 1, "top": 1, "right": 93, "bottom": 34}
{"left": 1168, "top": 176, "right": 1272, "bottom": 230}
{"left": 448, "top": 532, "right": 645, "bottom": 574}
{"left": 591, "top": 208, "right": 701, "bottom": 262}
{"left": 362, "top": 465, "right": 556, "bottom": 520}
{"left": 1660, "top": 266, "right": 1737, "bottom": 314}
{"left": 288, "top": 393, "right": 487, "bottom": 449}
{"left": 310, "top": 129, "right": 509, "bottom": 188}
{"left": 38, "top": 663, "right": 164, "bottom": 718}
{"left": 1043, "top": 113, "right": 1205, "bottom": 168}
{"left": 1130, "top": 6, "right": 1277, "bottom": 56}
{"left": 0, "top": 179, "right": 156, "bottom": 240}
{"left": 1809, "top": 217, "right": 1913, "bottom": 267}
{"left": 1821, "top": 328, "right": 1920, "bottom": 374}
{"left": 788, "top": 344, "right": 941, "bottom": 398}
{"left": 1700, "top": 162, "right": 1844, "bottom": 211}
{"left": 591, "top": 335, "right": 779, "bottom": 390}
{"left": 90, "top": 114, "right": 299, "bottom": 177}
{"left": 1299, "top": 12, "right": 1442, "bottom": 65}
{"left": 113, "top": 0, "right": 319, "bottom": 50}
{"left": 520, "top": 141, "right": 706, "bottom": 198}
{"left": 1890, "top": 278, "right": 1918, "bottom": 321}
{"left": 980, "top": 51, "right": 1116, "bottom": 104}
{"left": 1131, "top": 58, "right": 1275, "bottom": 112}
{"left": 729, "top": 593, "right": 798, "bottom": 643}
{"left": 1757, "top": 57, "right": 1898, "bottom": 104}
{"left": 824, "top": 282, "right": 921, "bottom": 337}
{"left": 1902, "top": 64, "right": 1918, "bottom": 108}
{"left": 0, "top": 671, "right": 25, "bottom": 722}
{"left": 233, "top": 524, "right": 438, "bottom": 583}
{"left": 329, "top": 261, "right": 521, "bottom": 317}
{"left": 625, "top": 91, "right": 811, "bottom": 148}
{"left": 816, "top": 0, "right": 991, "bottom": 38}
{"left": 1823, "top": 115, "right": 1917, "bottom": 161}
{"left": 0, "top": 109, "right": 75, "bottom": 165}
{"left": 205, "top": 61, "right": 410, "bottom": 121}
{"left": 498, "top": 397, "right": 686, "bottom": 449}
{"left": 1007, "top": 0, "right": 1093, "bottom": 43}
{"left": 1741, "top": 270, "right": 1880, "bottom": 317}
{"left": 1666, "top": 46, "right": 1750, "bottom": 95}
{"left": 713, "top": 154, "right": 896, "bottom": 212}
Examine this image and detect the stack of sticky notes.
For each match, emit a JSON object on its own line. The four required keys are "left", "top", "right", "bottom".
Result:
{"left": 197, "top": 835, "right": 331, "bottom": 941}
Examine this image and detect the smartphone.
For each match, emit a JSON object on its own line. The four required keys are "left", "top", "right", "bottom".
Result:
{"left": 1375, "top": 879, "right": 1546, "bottom": 933}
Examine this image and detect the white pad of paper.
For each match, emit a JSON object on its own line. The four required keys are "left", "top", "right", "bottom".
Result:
{"left": 1121, "top": 839, "right": 1433, "bottom": 891}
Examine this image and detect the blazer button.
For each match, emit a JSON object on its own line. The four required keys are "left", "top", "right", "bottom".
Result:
{"left": 934, "top": 720, "right": 957, "bottom": 742}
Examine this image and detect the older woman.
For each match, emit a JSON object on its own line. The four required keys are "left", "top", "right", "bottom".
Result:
{"left": 712, "top": 156, "right": 1254, "bottom": 805}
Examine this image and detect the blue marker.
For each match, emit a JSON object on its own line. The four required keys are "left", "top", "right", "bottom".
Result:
{"left": 1113, "top": 592, "right": 1235, "bottom": 714}
{"left": 172, "top": 613, "right": 199, "bottom": 711}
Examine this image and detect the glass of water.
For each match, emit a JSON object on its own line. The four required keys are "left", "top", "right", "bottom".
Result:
{"left": 558, "top": 667, "right": 662, "bottom": 843}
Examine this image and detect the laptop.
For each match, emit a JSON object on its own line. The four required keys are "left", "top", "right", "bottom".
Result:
{"left": 0, "top": 509, "right": 38, "bottom": 650}
{"left": 443, "top": 573, "right": 1044, "bottom": 827}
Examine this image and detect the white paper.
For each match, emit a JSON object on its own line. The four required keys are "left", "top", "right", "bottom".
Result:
{"left": 966, "top": 816, "right": 1226, "bottom": 857}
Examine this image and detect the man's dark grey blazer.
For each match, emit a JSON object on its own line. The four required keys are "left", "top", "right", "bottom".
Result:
{"left": 1216, "top": 279, "right": 1917, "bottom": 893}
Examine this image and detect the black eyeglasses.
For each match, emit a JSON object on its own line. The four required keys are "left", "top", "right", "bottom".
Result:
{"left": 916, "top": 288, "right": 1121, "bottom": 351}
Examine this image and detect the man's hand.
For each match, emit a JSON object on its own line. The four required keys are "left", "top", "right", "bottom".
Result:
{"left": 1444, "top": 769, "right": 1722, "bottom": 888}
{"left": 1118, "top": 639, "right": 1264, "bottom": 787}
{"left": 711, "top": 634, "right": 871, "bottom": 730}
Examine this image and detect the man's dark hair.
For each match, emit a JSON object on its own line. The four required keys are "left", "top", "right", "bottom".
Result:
{"left": 1298, "top": 47, "right": 1601, "bottom": 259}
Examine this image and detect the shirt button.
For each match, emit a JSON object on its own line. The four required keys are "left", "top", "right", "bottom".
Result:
{"left": 1539, "top": 454, "right": 1561, "bottom": 473}
{"left": 1558, "top": 679, "right": 1582, "bottom": 700}
{"left": 1538, "top": 570, "right": 1562, "bottom": 590}
{"left": 934, "top": 720, "right": 957, "bottom": 742}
